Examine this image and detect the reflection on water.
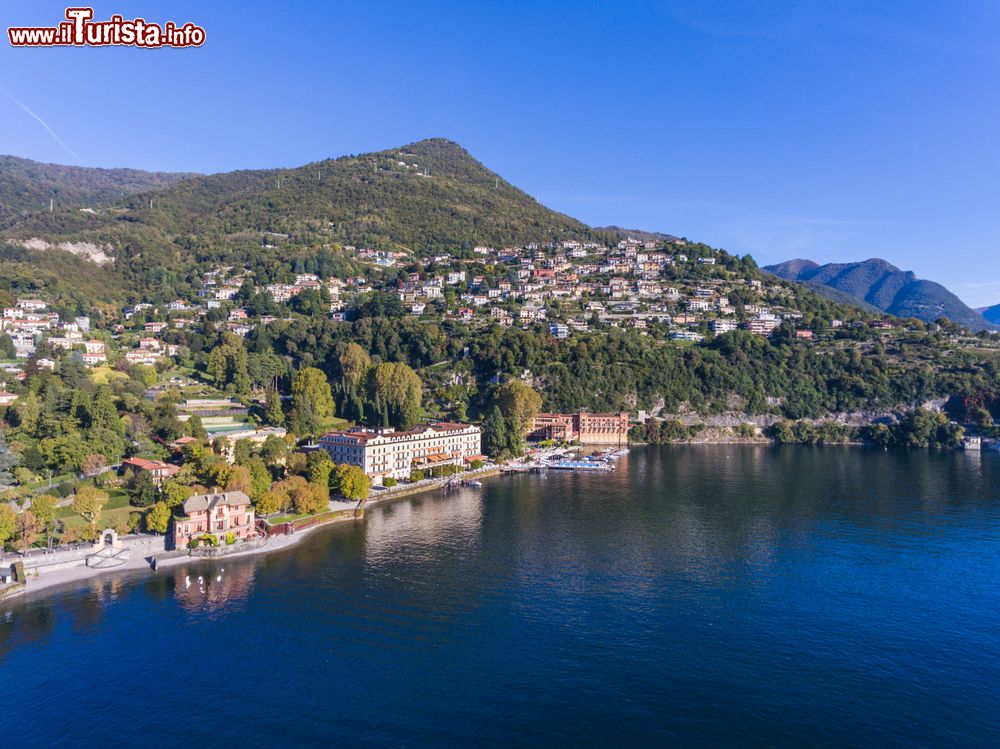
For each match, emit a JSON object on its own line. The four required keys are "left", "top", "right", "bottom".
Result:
{"left": 365, "top": 487, "right": 484, "bottom": 562}
{"left": 2, "top": 445, "right": 1000, "bottom": 748}
{"left": 169, "top": 560, "right": 257, "bottom": 616}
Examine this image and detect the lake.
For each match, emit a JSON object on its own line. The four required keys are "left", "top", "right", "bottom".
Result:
{"left": 3, "top": 445, "right": 1000, "bottom": 747}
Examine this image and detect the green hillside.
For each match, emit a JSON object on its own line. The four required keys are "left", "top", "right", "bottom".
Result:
{"left": 0, "top": 139, "right": 611, "bottom": 304}
{"left": 0, "top": 154, "right": 194, "bottom": 221}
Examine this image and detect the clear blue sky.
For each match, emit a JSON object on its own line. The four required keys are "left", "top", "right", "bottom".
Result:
{"left": 3, "top": 1, "right": 999, "bottom": 306}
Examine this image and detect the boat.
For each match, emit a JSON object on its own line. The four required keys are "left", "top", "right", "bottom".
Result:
{"left": 547, "top": 459, "right": 614, "bottom": 472}
{"left": 467, "top": 480, "right": 483, "bottom": 488}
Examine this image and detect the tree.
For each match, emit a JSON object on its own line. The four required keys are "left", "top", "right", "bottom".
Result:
{"left": 233, "top": 438, "right": 254, "bottom": 466}
{"left": 80, "top": 453, "right": 107, "bottom": 477}
{"left": 289, "top": 390, "right": 319, "bottom": 439}
{"left": 15, "top": 391, "right": 40, "bottom": 435}
{"left": 307, "top": 450, "right": 334, "bottom": 489}
{"left": 482, "top": 406, "right": 509, "bottom": 458}
{"left": 254, "top": 489, "right": 286, "bottom": 516}
{"left": 971, "top": 407, "right": 993, "bottom": 429}
{"left": 146, "top": 502, "right": 171, "bottom": 534}
{"left": 494, "top": 380, "right": 542, "bottom": 433}
{"left": 294, "top": 481, "right": 327, "bottom": 515}
{"left": 125, "top": 469, "right": 159, "bottom": 508}
{"left": 504, "top": 413, "right": 524, "bottom": 456}
{"left": 72, "top": 486, "right": 109, "bottom": 529}
{"left": 264, "top": 389, "right": 285, "bottom": 427}
{"left": 15, "top": 510, "right": 43, "bottom": 552}
{"left": 367, "top": 362, "right": 422, "bottom": 429}
{"left": 30, "top": 494, "right": 57, "bottom": 531}
{"left": 224, "top": 464, "right": 253, "bottom": 495}
{"left": 90, "top": 385, "right": 123, "bottom": 435}
{"left": 162, "top": 478, "right": 194, "bottom": 507}
{"left": 334, "top": 464, "right": 370, "bottom": 502}
{"left": 187, "top": 414, "right": 208, "bottom": 440}
{"left": 259, "top": 435, "right": 288, "bottom": 468}
{"left": 0, "top": 504, "right": 17, "bottom": 549}
{"left": 339, "top": 343, "right": 371, "bottom": 389}
{"left": 292, "top": 367, "right": 335, "bottom": 420}
{"left": 246, "top": 456, "right": 272, "bottom": 499}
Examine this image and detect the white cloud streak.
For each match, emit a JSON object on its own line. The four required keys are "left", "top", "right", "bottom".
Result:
{"left": 2, "top": 88, "right": 80, "bottom": 163}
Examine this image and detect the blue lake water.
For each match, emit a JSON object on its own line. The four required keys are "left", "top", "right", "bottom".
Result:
{"left": 3, "top": 445, "right": 1000, "bottom": 747}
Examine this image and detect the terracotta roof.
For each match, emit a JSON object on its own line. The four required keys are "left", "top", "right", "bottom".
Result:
{"left": 122, "top": 457, "right": 178, "bottom": 472}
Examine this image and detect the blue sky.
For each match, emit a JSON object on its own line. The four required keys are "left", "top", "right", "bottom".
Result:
{"left": 2, "top": 0, "right": 999, "bottom": 306}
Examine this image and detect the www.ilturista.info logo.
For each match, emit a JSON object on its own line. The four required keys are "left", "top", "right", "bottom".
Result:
{"left": 8, "top": 7, "right": 205, "bottom": 48}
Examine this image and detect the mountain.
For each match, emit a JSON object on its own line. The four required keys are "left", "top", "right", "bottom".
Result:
{"left": 0, "top": 155, "right": 195, "bottom": 221}
{"left": 0, "top": 139, "right": 606, "bottom": 294}
{"left": 978, "top": 304, "right": 1000, "bottom": 324}
{"left": 0, "top": 138, "right": 615, "bottom": 304}
{"left": 6, "top": 138, "right": 594, "bottom": 248}
{"left": 764, "top": 258, "right": 996, "bottom": 331}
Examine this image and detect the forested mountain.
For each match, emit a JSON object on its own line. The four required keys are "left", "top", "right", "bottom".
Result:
{"left": 0, "top": 139, "right": 610, "bottom": 305}
{"left": 765, "top": 258, "right": 995, "bottom": 331}
{"left": 3, "top": 138, "right": 596, "bottom": 253}
{"left": 0, "top": 155, "right": 194, "bottom": 221}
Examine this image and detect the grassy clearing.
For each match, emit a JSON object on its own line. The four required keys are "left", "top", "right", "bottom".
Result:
{"left": 267, "top": 513, "right": 310, "bottom": 524}
{"left": 316, "top": 416, "right": 350, "bottom": 433}
{"left": 58, "top": 505, "right": 139, "bottom": 533}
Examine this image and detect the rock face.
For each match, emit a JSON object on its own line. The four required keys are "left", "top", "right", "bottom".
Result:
{"left": 765, "top": 258, "right": 996, "bottom": 332}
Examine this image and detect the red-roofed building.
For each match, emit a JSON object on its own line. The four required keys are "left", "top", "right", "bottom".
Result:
{"left": 121, "top": 457, "right": 180, "bottom": 485}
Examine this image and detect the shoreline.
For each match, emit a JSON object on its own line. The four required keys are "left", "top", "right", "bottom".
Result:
{"left": 5, "top": 441, "right": 984, "bottom": 605}
{"left": 2, "top": 467, "right": 509, "bottom": 605}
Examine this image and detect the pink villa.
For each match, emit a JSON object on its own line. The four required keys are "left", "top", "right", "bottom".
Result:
{"left": 172, "top": 490, "right": 256, "bottom": 549}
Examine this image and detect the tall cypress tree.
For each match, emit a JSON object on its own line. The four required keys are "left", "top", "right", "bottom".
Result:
{"left": 482, "top": 407, "right": 509, "bottom": 458}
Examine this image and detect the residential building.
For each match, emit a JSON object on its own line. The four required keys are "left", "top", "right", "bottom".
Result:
{"left": 710, "top": 319, "right": 738, "bottom": 335}
{"left": 121, "top": 457, "right": 180, "bottom": 485}
{"left": 172, "top": 491, "right": 256, "bottom": 548}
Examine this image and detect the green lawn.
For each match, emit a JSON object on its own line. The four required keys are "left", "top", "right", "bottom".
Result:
{"left": 23, "top": 473, "right": 77, "bottom": 492}
{"left": 57, "top": 505, "right": 141, "bottom": 534}
{"left": 267, "top": 513, "right": 310, "bottom": 524}
{"left": 52, "top": 489, "right": 143, "bottom": 535}
{"left": 53, "top": 489, "right": 130, "bottom": 519}
{"left": 316, "top": 416, "right": 350, "bottom": 433}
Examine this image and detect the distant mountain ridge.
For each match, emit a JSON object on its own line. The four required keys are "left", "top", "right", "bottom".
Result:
{"left": 978, "top": 304, "right": 1000, "bottom": 324}
{"left": 0, "top": 154, "right": 196, "bottom": 222}
{"left": 765, "top": 258, "right": 995, "bottom": 331}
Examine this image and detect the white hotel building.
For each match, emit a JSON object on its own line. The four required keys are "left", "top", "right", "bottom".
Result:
{"left": 318, "top": 422, "right": 484, "bottom": 481}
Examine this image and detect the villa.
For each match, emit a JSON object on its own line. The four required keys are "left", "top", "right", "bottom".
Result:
{"left": 172, "top": 490, "right": 256, "bottom": 548}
